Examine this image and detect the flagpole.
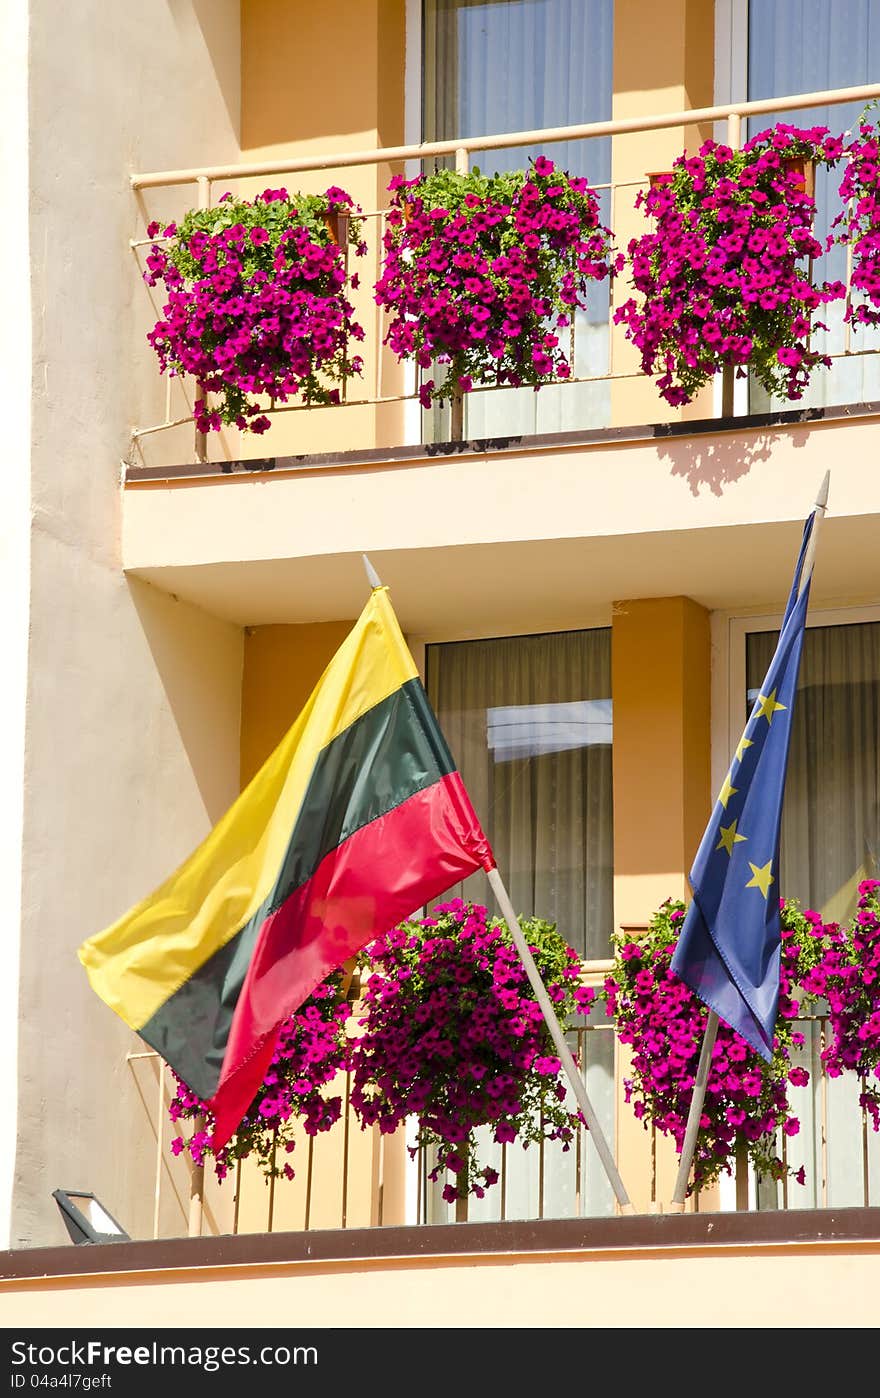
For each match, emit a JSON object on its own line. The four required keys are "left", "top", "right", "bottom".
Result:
{"left": 487, "top": 867, "right": 635, "bottom": 1213}
{"left": 666, "top": 471, "right": 830, "bottom": 1213}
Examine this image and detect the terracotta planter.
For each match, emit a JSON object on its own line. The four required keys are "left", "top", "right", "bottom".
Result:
{"left": 783, "top": 155, "right": 815, "bottom": 200}
{"left": 324, "top": 210, "right": 350, "bottom": 246}
{"left": 647, "top": 170, "right": 673, "bottom": 190}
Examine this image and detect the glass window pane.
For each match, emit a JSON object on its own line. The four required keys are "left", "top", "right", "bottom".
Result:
{"left": 426, "top": 626, "right": 613, "bottom": 960}
{"left": 747, "top": 1, "right": 880, "bottom": 410}
{"left": 421, "top": 1, "right": 614, "bottom": 438}
{"left": 745, "top": 618, "right": 880, "bottom": 924}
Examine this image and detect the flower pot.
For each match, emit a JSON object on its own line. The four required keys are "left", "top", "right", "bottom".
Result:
{"left": 324, "top": 210, "right": 350, "bottom": 246}
{"left": 647, "top": 170, "right": 673, "bottom": 190}
{"left": 783, "top": 155, "right": 815, "bottom": 200}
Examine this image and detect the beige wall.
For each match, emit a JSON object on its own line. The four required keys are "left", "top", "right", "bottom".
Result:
{"left": 3, "top": 1241, "right": 880, "bottom": 1326}
{"left": 0, "top": 0, "right": 31, "bottom": 1247}
{"left": 10, "top": 0, "right": 246, "bottom": 1250}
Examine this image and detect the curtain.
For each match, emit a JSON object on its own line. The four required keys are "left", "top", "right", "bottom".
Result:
{"left": 746, "top": 618, "right": 880, "bottom": 923}
{"left": 426, "top": 626, "right": 614, "bottom": 959}
{"left": 424, "top": 624, "right": 616, "bottom": 1221}
{"left": 421, "top": 0, "right": 614, "bottom": 439}
{"left": 746, "top": 616, "right": 880, "bottom": 1209}
{"left": 747, "top": 0, "right": 880, "bottom": 411}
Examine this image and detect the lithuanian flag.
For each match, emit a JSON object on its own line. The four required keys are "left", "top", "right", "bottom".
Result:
{"left": 79, "top": 586, "right": 494, "bottom": 1149}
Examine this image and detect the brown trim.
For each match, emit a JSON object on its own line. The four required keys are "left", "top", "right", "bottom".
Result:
{"left": 3, "top": 1207, "right": 880, "bottom": 1282}
{"left": 124, "top": 401, "right": 880, "bottom": 485}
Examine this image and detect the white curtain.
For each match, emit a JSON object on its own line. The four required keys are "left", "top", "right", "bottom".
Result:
{"left": 747, "top": 0, "right": 880, "bottom": 412}
{"left": 426, "top": 626, "right": 614, "bottom": 960}
{"left": 746, "top": 618, "right": 880, "bottom": 923}
{"left": 424, "top": 625, "right": 616, "bottom": 1221}
{"left": 421, "top": 0, "right": 614, "bottom": 439}
{"left": 746, "top": 616, "right": 880, "bottom": 1209}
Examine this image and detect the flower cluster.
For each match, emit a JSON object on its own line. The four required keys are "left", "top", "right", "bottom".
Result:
{"left": 614, "top": 123, "right": 846, "bottom": 406}
{"left": 168, "top": 974, "right": 351, "bottom": 1182}
{"left": 144, "top": 187, "right": 367, "bottom": 435}
{"left": 821, "top": 880, "right": 880, "bottom": 1128}
{"left": 348, "top": 900, "right": 595, "bottom": 1202}
{"left": 603, "top": 895, "right": 841, "bottom": 1195}
{"left": 374, "top": 158, "right": 617, "bottom": 407}
{"left": 834, "top": 122, "right": 880, "bottom": 329}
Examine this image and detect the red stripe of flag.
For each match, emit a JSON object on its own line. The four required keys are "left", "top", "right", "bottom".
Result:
{"left": 209, "top": 773, "right": 494, "bottom": 1150}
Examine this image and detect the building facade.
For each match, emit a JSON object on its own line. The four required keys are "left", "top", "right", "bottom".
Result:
{"left": 2, "top": 0, "right": 880, "bottom": 1321}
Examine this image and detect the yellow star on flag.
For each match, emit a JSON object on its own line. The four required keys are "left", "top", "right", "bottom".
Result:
{"left": 717, "top": 772, "right": 738, "bottom": 809}
{"left": 716, "top": 819, "right": 747, "bottom": 856}
{"left": 734, "top": 734, "right": 754, "bottom": 763}
{"left": 745, "top": 860, "right": 774, "bottom": 897}
{"left": 755, "top": 689, "right": 786, "bottom": 724}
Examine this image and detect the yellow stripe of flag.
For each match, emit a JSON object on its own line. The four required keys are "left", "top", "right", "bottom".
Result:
{"left": 78, "top": 588, "right": 417, "bottom": 1030}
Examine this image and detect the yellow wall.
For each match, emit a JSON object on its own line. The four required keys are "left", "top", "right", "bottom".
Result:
{"left": 611, "top": 0, "right": 716, "bottom": 426}
{"left": 239, "top": 0, "right": 407, "bottom": 458}
{"left": 240, "top": 620, "right": 353, "bottom": 782}
{"left": 611, "top": 595, "right": 711, "bottom": 929}
{"left": 611, "top": 594, "right": 711, "bottom": 1212}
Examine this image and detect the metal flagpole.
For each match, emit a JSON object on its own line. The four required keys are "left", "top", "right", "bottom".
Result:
{"left": 361, "top": 554, "right": 635, "bottom": 1214}
{"left": 667, "top": 470, "right": 830, "bottom": 1213}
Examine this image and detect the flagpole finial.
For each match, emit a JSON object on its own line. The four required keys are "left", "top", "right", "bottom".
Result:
{"left": 362, "top": 554, "right": 383, "bottom": 590}
{"left": 815, "top": 470, "right": 830, "bottom": 512}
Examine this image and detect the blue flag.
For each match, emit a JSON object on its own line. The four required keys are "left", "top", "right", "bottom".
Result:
{"left": 670, "top": 512, "right": 814, "bottom": 1060}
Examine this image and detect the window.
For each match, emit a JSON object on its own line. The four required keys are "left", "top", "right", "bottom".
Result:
{"left": 426, "top": 626, "right": 613, "bottom": 960}
{"left": 746, "top": 616, "right": 880, "bottom": 925}
{"left": 420, "top": 0, "right": 614, "bottom": 439}
{"left": 719, "top": 0, "right": 880, "bottom": 411}
{"left": 423, "top": 625, "right": 615, "bottom": 1221}
{"left": 731, "top": 606, "right": 880, "bottom": 1208}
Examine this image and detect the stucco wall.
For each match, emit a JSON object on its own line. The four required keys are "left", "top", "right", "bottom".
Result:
{"left": 0, "top": 0, "right": 32, "bottom": 1250}
{"left": 11, "top": 1, "right": 245, "bottom": 1249}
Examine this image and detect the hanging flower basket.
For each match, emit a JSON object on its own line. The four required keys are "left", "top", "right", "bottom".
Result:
{"left": 143, "top": 185, "right": 368, "bottom": 436}
{"left": 374, "top": 157, "right": 618, "bottom": 408}
{"left": 601, "top": 894, "right": 846, "bottom": 1195}
{"left": 348, "top": 900, "right": 595, "bottom": 1203}
{"left": 168, "top": 971, "right": 352, "bottom": 1183}
{"left": 614, "top": 122, "right": 845, "bottom": 407}
{"left": 821, "top": 879, "right": 880, "bottom": 1127}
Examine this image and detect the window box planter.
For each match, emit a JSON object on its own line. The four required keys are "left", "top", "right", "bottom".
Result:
{"left": 375, "top": 157, "right": 618, "bottom": 409}
{"left": 143, "top": 186, "right": 367, "bottom": 436}
{"left": 614, "top": 123, "right": 845, "bottom": 407}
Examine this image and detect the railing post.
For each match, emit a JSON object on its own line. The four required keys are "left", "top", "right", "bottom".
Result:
{"left": 721, "top": 112, "right": 743, "bottom": 419}
{"left": 194, "top": 175, "right": 211, "bottom": 464}
{"left": 188, "top": 1112, "right": 205, "bottom": 1237}
{"left": 449, "top": 146, "right": 470, "bottom": 444}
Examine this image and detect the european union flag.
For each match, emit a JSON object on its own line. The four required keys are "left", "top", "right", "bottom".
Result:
{"left": 670, "top": 512, "right": 815, "bottom": 1060}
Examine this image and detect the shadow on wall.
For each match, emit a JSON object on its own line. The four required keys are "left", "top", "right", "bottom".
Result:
{"left": 173, "top": 0, "right": 242, "bottom": 140}
{"left": 128, "top": 576, "right": 243, "bottom": 824}
{"left": 657, "top": 429, "right": 780, "bottom": 497}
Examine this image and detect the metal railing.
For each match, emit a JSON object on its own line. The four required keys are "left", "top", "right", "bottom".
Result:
{"left": 128, "top": 999, "right": 879, "bottom": 1239}
{"left": 128, "top": 82, "right": 880, "bottom": 468}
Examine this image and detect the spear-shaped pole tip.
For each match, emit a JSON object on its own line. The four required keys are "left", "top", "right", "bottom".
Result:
{"left": 362, "top": 553, "right": 383, "bottom": 589}
{"left": 815, "top": 469, "right": 830, "bottom": 512}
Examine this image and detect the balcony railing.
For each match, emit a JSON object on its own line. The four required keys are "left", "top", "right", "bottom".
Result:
{"left": 129, "top": 82, "right": 880, "bottom": 471}
{"left": 129, "top": 997, "right": 880, "bottom": 1241}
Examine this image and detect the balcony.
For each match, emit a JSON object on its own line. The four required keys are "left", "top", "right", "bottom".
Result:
{"left": 113, "top": 86, "right": 880, "bottom": 1249}
{"left": 124, "top": 83, "right": 880, "bottom": 632}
